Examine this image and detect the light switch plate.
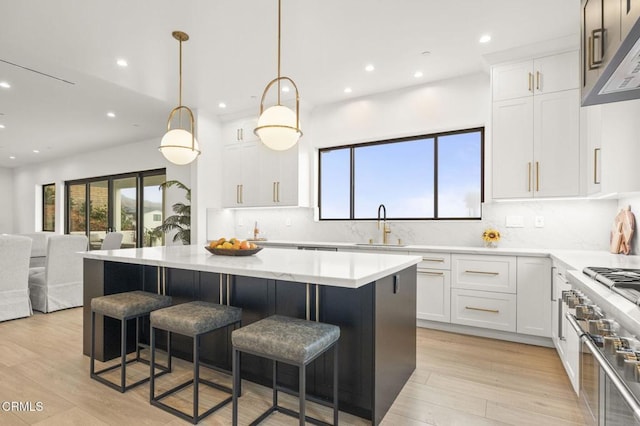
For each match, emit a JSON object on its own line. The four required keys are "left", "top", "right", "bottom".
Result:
{"left": 505, "top": 215, "right": 524, "bottom": 228}
{"left": 535, "top": 216, "right": 545, "bottom": 227}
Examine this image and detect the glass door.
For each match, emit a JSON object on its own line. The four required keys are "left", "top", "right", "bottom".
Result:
{"left": 68, "top": 183, "right": 87, "bottom": 236}
{"left": 112, "top": 176, "right": 137, "bottom": 248}
{"left": 88, "top": 180, "right": 109, "bottom": 250}
{"left": 142, "top": 174, "right": 165, "bottom": 247}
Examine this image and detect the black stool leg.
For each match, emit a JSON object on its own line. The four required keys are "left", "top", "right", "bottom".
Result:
{"left": 299, "top": 363, "right": 306, "bottom": 426}
{"left": 135, "top": 316, "right": 141, "bottom": 361}
{"left": 232, "top": 348, "right": 239, "bottom": 426}
{"left": 120, "top": 317, "right": 127, "bottom": 392}
{"left": 273, "top": 360, "right": 278, "bottom": 408}
{"left": 90, "top": 311, "right": 96, "bottom": 377}
{"left": 150, "top": 326, "right": 156, "bottom": 402}
{"left": 167, "top": 331, "right": 172, "bottom": 371}
{"left": 334, "top": 342, "right": 339, "bottom": 425}
{"left": 193, "top": 334, "right": 199, "bottom": 424}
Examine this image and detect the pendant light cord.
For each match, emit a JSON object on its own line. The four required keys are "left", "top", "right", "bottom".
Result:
{"left": 277, "top": 0, "right": 281, "bottom": 105}
{"left": 178, "top": 38, "right": 183, "bottom": 127}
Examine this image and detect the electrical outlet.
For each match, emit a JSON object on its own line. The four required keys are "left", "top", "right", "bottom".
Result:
{"left": 238, "top": 218, "right": 244, "bottom": 227}
{"left": 285, "top": 217, "right": 291, "bottom": 227}
{"left": 505, "top": 215, "right": 524, "bottom": 228}
{"left": 535, "top": 216, "right": 545, "bottom": 227}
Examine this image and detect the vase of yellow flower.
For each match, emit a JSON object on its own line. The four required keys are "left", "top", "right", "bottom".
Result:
{"left": 482, "top": 228, "right": 501, "bottom": 248}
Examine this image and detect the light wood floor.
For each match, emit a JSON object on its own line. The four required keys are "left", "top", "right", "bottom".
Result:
{"left": 0, "top": 308, "right": 586, "bottom": 425}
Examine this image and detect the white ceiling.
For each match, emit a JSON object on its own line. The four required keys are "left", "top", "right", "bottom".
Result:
{"left": 0, "top": 0, "right": 580, "bottom": 168}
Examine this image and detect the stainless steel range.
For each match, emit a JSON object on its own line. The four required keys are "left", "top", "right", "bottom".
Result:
{"left": 584, "top": 266, "right": 640, "bottom": 305}
{"left": 564, "top": 267, "right": 640, "bottom": 425}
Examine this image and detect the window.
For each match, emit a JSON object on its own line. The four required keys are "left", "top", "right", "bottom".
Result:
{"left": 319, "top": 127, "right": 484, "bottom": 220}
{"left": 65, "top": 169, "right": 166, "bottom": 248}
{"left": 42, "top": 183, "right": 55, "bottom": 231}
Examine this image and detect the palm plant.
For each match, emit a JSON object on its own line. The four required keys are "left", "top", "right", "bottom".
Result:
{"left": 154, "top": 180, "right": 191, "bottom": 245}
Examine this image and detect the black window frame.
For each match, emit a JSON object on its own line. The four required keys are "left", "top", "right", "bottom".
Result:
{"left": 318, "top": 127, "right": 484, "bottom": 221}
{"left": 64, "top": 168, "right": 166, "bottom": 247}
{"left": 42, "top": 183, "right": 56, "bottom": 231}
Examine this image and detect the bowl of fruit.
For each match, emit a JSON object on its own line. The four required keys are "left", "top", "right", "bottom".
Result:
{"left": 205, "top": 238, "right": 262, "bottom": 256}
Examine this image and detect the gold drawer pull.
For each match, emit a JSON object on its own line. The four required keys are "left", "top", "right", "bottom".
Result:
{"left": 422, "top": 257, "right": 445, "bottom": 262}
{"left": 465, "top": 306, "right": 499, "bottom": 314}
{"left": 422, "top": 271, "right": 444, "bottom": 276}
{"left": 464, "top": 270, "right": 499, "bottom": 276}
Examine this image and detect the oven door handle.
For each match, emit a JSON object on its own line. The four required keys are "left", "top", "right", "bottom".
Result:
{"left": 566, "top": 313, "right": 640, "bottom": 422}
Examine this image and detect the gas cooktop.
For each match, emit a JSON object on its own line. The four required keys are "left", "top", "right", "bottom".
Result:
{"left": 584, "top": 266, "right": 640, "bottom": 305}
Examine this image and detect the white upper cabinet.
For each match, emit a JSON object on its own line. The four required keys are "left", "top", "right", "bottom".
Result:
{"left": 492, "top": 51, "right": 581, "bottom": 199}
{"left": 221, "top": 116, "right": 307, "bottom": 208}
{"left": 492, "top": 51, "right": 579, "bottom": 102}
{"left": 222, "top": 117, "right": 258, "bottom": 144}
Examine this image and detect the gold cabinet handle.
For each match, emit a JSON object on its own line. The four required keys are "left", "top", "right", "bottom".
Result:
{"left": 536, "top": 161, "right": 540, "bottom": 192}
{"left": 464, "top": 270, "right": 499, "bottom": 276}
{"left": 528, "top": 72, "right": 533, "bottom": 92}
{"left": 236, "top": 185, "right": 240, "bottom": 204}
{"left": 528, "top": 162, "right": 532, "bottom": 192}
{"left": 273, "top": 182, "right": 277, "bottom": 202}
{"left": 421, "top": 271, "right": 444, "bottom": 276}
{"left": 422, "top": 257, "right": 445, "bottom": 262}
{"left": 465, "top": 306, "right": 499, "bottom": 314}
{"left": 277, "top": 182, "right": 280, "bottom": 202}
{"left": 239, "top": 128, "right": 243, "bottom": 141}
{"left": 536, "top": 71, "right": 540, "bottom": 91}
{"left": 594, "top": 148, "right": 601, "bottom": 184}
{"left": 239, "top": 184, "right": 243, "bottom": 204}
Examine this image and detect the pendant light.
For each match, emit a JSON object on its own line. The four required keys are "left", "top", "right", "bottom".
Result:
{"left": 159, "top": 31, "right": 201, "bottom": 165}
{"left": 254, "top": 0, "right": 302, "bottom": 151}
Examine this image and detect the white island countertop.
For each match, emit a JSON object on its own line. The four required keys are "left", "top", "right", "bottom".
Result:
{"left": 83, "top": 245, "right": 422, "bottom": 289}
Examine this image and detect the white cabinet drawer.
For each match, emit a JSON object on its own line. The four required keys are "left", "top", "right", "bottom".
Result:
{"left": 410, "top": 251, "right": 451, "bottom": 270}
{"left": 451, "top": 288, "right": 516, "bottom": 332}
{"left": 451, "top": 254, "right": 516, "bottom": 293}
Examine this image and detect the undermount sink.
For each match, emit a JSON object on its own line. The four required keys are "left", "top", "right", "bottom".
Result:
{"left": 354, "top": 243, "right": 407, "bottom": 247}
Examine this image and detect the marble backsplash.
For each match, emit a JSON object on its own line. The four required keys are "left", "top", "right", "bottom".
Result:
{"left": 206, "top": 198, "right": 619, "bottom": 251}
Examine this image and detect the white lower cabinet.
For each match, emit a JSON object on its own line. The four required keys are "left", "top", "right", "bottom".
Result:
{"left": 516, "top": 257, "right": 552, "bottom": 337}
{"left": 451, "top": 288, "right": 517, "bottom": 332}
{"left": 417, "top": 269, "right": 451, "bottom": 323}
{"left": 552, "top": 261, "right": 580, "bottom": 394}
{"left": 451, "top": 254, "right": 516, "bottom": 293}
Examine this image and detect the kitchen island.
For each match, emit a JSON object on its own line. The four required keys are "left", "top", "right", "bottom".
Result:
{"left": 82, "top": 245, "right": 420, "bottom": 424}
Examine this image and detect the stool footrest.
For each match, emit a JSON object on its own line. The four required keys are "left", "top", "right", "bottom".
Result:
{"left": 151, "top": 377, "right": 232, "bottom": 424}
{"left": 91, "top": 356, "right": 170, "bottom": 393}
{"left": 250, "top": 405, "right": 333, "bottom": 426}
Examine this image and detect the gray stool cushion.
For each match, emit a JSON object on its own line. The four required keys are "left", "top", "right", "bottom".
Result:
{"left": 232, "top": 315, "right": 340, "bottom": 365}
{"left": 91, "top": 291, "right": 172, "bottom": 319}
{"left": 151, "top": 301, "right": 242, "bottom": 336}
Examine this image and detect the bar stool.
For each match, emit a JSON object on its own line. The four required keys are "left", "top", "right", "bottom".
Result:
{"left": 150, "top": 301, "right": 242, "bottom": 424}
{"left": 90, "top": 290, "right": 172, "bottom": 392}
{"left": 231, "top": 315, "right": 340, "bottom": 426}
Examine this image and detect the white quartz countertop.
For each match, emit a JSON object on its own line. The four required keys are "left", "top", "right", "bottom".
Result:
{"left": 83, "top": 245, "right": 421, "bottom": 289}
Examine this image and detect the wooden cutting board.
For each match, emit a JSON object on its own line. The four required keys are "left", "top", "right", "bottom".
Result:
{"left": 611, "top": 206, "right": 635, "bottom": 255}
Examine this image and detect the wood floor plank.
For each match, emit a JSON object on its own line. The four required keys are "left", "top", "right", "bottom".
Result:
{"left": 0, "top": 308, "right": 585, "bottom": 426}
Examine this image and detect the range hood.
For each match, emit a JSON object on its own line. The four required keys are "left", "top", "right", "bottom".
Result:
{"left": 581, "top": 2, "right": 640, "bottom": 106}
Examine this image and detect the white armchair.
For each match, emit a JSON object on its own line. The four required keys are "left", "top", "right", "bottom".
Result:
{"left": 101, "top": 232, "right": 123, "bottom": 250}
{"left": 18, "top": 232, "right": 54, "bottom": 267}
{"left": 29, "top": 234, "right": 88, "bottom": 313}
{"left": 0, "top": 235, "right": 33, "bottom": 322}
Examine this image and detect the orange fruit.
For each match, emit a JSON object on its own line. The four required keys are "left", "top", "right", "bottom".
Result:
{"left": 239, "top": 240, "right": 250, "bottom": 250}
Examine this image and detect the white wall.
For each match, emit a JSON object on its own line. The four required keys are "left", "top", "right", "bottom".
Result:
{"left": 0, "top": 167, "right": 14, "bottom": 233}
{"left": 11, "top": 137, "right": 190, "bottom": 235}
{"left": 207, "top": 71, "right": 618, "bottom": 250}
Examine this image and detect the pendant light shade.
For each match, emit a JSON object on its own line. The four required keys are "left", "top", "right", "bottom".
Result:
{"left": 159, "top": 31, "right": 200, "bottom": 165}
{"left": 254, "top": 0, "right": 303, "bottom": 151}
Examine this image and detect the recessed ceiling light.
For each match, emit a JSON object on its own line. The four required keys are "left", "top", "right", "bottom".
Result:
{"left": 365, "top": 64, "right": 375, "bottom": 72}
{"left": 344, "top": 87, "right": 352, "bottom": 94}
{"left": 0, "top": 124, "right": 5, "bottom": 129}
{"left": 281, "top": 86, "right": 290, "bottom": 93}
{"left": 0, "top": 81, "right": 10, "bottom": 89}
{"left": 116, "top": 59, "right": 128, "bottom": 67}
{"left": 9, "top": 156, "right": 15, "bottom": 160}
{"left": 33, "top": 150, "right": 40, "bottom": 154}
{"left": 218, "top": 102, "right": 227, "bottom": 109}
{"left": 107, "top": 112, "right": 116, "bottom": 118}
{"left": 479, "top": 34, "right": 491, "bottom": 43}
{"left": 414, "top": 71, "right": 424, "bottom": 78}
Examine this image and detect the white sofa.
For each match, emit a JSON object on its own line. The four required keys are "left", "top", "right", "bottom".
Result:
{"left": 0, "top": 235, "right": 33, "bottom": 321}
{"left": 28, "top": 234, "right": 88, "bottom": 313}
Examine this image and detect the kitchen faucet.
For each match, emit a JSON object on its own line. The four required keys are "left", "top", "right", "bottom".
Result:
{"left": 377, "top": 204, "right": 391, "bottom": 245}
